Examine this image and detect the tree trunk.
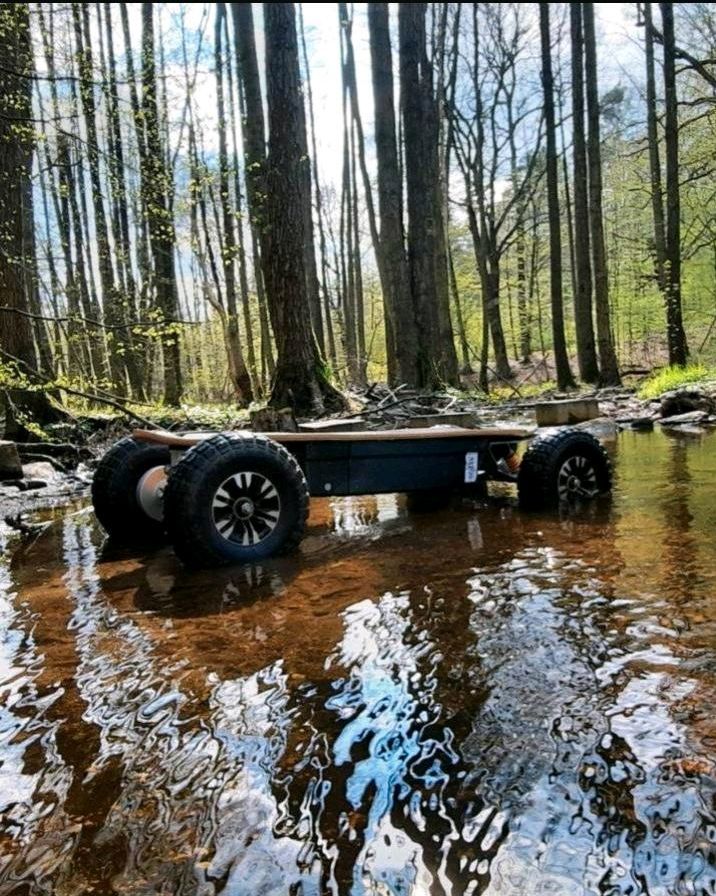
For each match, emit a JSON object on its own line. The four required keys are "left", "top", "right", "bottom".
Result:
{"left": 339, "top": 18, "right": 359, "bottom": 384}
{"left": 215, "top": 3, "right": 253, "bottom": 405}
{"left": 570, "top": 3, "right": 599, "bottom": 383}
{"left": 262, "top": 3, "right": 344, "bottom": 414}
{"left": 231, "top": 2, "right": 276, "bottom": 385}
{"left": 103, "top": 4, "right": 145, "bottom": 397}
{"left": 644, "top": 3, "right": 668, "bottom": 296}
{"left": 398, "top": 3, "right": 458, "bottom": 388}
{"left": 294, "top": 23, "right": 324, "bottom": 357}
{"left": 660, "top": 2, "right": 689, "bottom": 366}
{"left": 583, "top": 3, "right": 620, "bottom": 386}
{"left": 224, "top": 7, "right": 259, "bottom": 396}
{"left": 141, "top": 2, "right": 183, "bottom": 405}
{"left": 38, "top": 8, "right": 92, "bottom": 379}
{"left": 119, "top": 0, "right": 153, "bottom": 358}
{"left": 73, "top": 3, "right": 132, "bottom": 394}
{"left": 298, "top": 4, "right": 336, "bottom": 371}
{"left": 350, "top": 123, "right": 367, "bottom": 384}
{"left": 0, "top": 3, "right": 62, "bottom": 438}
{"left": 367, "top": 2, "right": 420, "bottom": 387}
{"left": 540, "top": 4, "right": 575, "bottom": 390}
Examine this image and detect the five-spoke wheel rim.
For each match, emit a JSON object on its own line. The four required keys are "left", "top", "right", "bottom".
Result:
{"left": 557, "top": 455, "right": 598, "bottom": 500}
{"left": 212, "top": 471, "right": 281, "bottom": 545}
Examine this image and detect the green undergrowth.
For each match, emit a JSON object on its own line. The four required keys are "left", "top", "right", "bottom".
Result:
{"left": 65, "top": 400, "right": 251, "bottom": 432}
{"left": 454, "top": 381, "right": 558, "bottom": 404}
{"left": 637, "top": 364, "right": 716, "bottom": 400}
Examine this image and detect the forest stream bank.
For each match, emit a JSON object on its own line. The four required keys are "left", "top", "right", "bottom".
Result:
{"left": 2, "top": 381, "right": 716, "bottom": 528}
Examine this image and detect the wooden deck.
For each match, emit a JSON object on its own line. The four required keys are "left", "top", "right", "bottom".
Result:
{"left": 133, "top": 426, "right": 531, "bottom": 448}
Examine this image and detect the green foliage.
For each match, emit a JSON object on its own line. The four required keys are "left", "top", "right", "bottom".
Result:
{"left": 637, "top": 364, "right": 716, "bottom": 399}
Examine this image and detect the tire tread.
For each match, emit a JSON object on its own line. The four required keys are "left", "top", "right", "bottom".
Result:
{"left": 517, "top": 427, "right": 612, "bottom": 510}
{"left": 91, "top": 437, "right": 170, "bottom": 539}
{"left": 164, "top": 434, "right": 309, "bottom": 568}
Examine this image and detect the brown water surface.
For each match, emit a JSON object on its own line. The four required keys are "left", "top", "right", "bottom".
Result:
{"left": 0, "top": 429, "right": 715, "bottom": 895}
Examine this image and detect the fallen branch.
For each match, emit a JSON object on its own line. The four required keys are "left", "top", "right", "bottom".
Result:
{"left": 57, "top": 385, "right": 157, "bottom": 428}
{"left": 0, "top": 347, "right": 157, "bottom": 429}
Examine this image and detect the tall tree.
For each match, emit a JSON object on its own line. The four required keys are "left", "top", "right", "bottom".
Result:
{"left": 660, "top": 2, "right": 689, "bottom": 365}
{"left": 339, "top": 2, "right": 375, "bottom": 384}
{"left": 539, "top": 3, "right": 575, "bottom": 390}
{"left": 399, "top": 2, "right": 458, "bottom": 388}
{"left": 643, "top": 2, "right": 668, "bottom": 297}
{"left": 367, "top": 2, "right": 420, "bottom": 386}
{"left": 141, "top": 2, "right": 183, "bottom": 404}
{"left": 231, "top": 2, "right": 275, "bottom": 381}
{"left": 73, "top": 3, "right": 130, "bottom": 393}
{"left": 570, "top": 3, "right": 599, "bottom": 383}
{"left": 298, "top": 4, "right": 337, "bottom": 371}
{"left": 215, "top": 2, "right": 253, "bottom": 404}
{"left": 583, "top": 3, "right": 620, "bottom": 385}
{"left": 0, "top": 3, "right": 61, "bottom": 437}
{"left": 294, "top": 21, "right": 324, "bottom": 357}
{"left": 261, "top": 2, "right": 344, "bottom": 413}
{"left": 223, "top": 7, "right": 259, "bottom": 393}
{"left": 102, "top": 4, "right": 145, "bottom": 397}
{"left": 339, "top": 13, "right": 360, "bottom": 384}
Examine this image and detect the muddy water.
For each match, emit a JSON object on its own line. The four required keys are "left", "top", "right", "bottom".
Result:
{"left": 0, "top": 429, "right": 715, "bottom": 896}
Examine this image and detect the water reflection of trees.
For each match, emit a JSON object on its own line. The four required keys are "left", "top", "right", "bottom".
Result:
{"left": 4, "top": 444, "right": 716, "bottom": 895}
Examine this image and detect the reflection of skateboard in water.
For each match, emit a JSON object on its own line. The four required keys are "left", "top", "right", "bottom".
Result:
{"left": 92, "top": 426, "right": 612, "bottom": 569}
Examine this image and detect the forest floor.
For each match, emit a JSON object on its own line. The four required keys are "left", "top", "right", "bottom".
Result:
{"left": 2, "top": 373, "right": 716, "bottom": 529}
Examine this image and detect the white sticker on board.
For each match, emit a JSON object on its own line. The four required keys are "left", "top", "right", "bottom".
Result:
{"left": 464, "top": 452, "right": 479, "bottom": 483}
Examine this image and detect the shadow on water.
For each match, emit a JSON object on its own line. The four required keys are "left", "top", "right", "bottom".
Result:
{"left": 0, "top": 430, "right": 715, "bottom": 894}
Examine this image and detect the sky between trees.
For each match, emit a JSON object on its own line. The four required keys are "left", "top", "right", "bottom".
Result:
{"left": 0, "top": 2, "right": 714, "bottom": 428}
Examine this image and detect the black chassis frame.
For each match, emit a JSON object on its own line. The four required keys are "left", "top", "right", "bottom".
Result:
{"left": 271, "top": 434, "right": 524, "bottom": 499}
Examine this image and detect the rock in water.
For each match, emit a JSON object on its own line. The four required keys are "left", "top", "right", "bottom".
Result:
{"left": 0, "top": 441, "right": 23, "bottom": 480}
{"left": 21, "top": 461, "right": 60, "bottom": 483}
{"left": 660, "top": 387, "right": 716, "bottom": 418}
{"left": 659, "top": 410, "right": 709, "bottom": 427}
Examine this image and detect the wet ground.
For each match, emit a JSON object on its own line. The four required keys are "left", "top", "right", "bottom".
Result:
{"left": 1, "top": 429, "right": 715, "bottom": 896}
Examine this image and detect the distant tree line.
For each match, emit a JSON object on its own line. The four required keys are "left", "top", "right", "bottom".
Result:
{"left": 0, "top": 2, "right": 714, "bottom": 432}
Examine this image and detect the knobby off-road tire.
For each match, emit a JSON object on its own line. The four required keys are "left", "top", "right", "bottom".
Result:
{"left": 164, "top": 434, "right": 309, "bottom": 569}
{"left": 91, "top": 437, "right": 170, "bottom": 541}
{"left": 517, "top": 428, "right": 612, "bottom": 510}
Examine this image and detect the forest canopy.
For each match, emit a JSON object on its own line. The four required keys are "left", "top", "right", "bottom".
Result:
{"left": 0, "top": 2, "right": 715, "bottom": 431}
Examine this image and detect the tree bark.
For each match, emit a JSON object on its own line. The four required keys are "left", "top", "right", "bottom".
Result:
{"left": 141, "top": 2, "right": 183, "bottom": 404}
{"left": 103, "top": 4, "right": 145, "bottom": 397}
{"left": 262, "top": 3, "right": 344, "bottom": 414}
{"left": 0, "top": 3, "right": 62, "bottom": 437}
{"left": 583, "top": 2, "right": 620, "bottom": 385}
{"left": 231, "top": 2, "right": 276, "bottom": 385}
{"left": 215, "top": 3, "right": 253, "bottom": 405}
{"left": 570, "top": 3, "right": 599, "bottom": 383}
{"left": 367, "top": 2, "right": 420, "bottom": 387}
{"left": 660, "top": 2, "right": 689, "bottom": 365}
{"left": 224, "top": 7, "right": 259, "bottom": 396}
{"left": 399, "top": 3, "right": 458, "bottom": 388}
{"left": 643, "top": 3, "right": 668, "bottom": 296}
{"left": 298, "top": 5, "right": 336, "bottom": 371}
{"left": 540, "top": 4, "right": 576, "bottom": 390}
{"left": 73, "top": 3, "right": 131, "bottom": 394}
{"left": 339, "top": 17, "right": 359, "bottom": 383}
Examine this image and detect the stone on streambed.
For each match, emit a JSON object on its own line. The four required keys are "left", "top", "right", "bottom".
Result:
{"left": 22, "top": 461, "right": 62, "bottom": 483}
{"left": 575, "top": 417, "right": 619, "bottom": 441}
{"left": 660, "top": 387, "right": 716, "bottom": 418}
{"left": 658, "top": 410, "right": 710, "bottom": 427}
{"left": 0, "top": 441, "right": 23, "bottom": 480}
{"left": 616, "top": 416, "right": 655, "bottom": 431}
{"left": 17, "top": 479, "right": 49, "bottom": 492}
